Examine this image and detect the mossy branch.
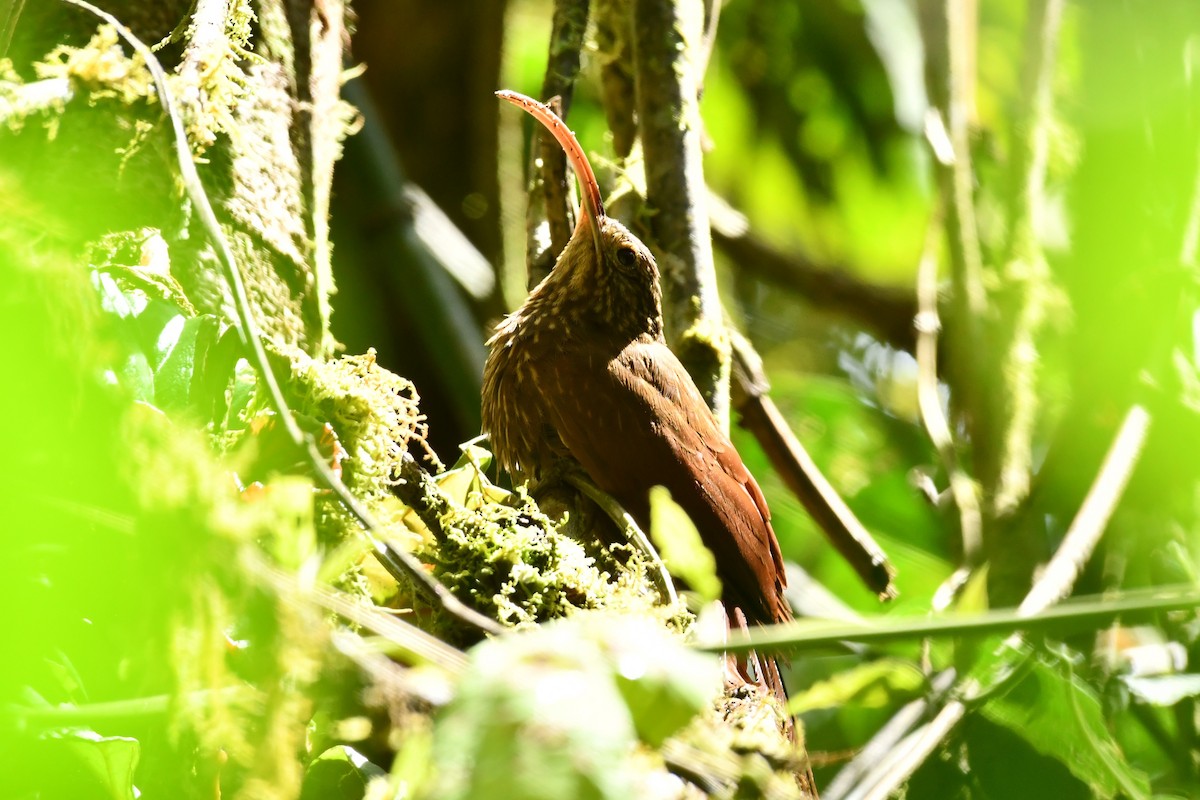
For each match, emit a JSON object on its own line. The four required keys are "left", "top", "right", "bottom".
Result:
{"left": 730, "top": 332, "right": 896, "bottom": 599}
{"left": 60, "top": 0, "right": 503, "bottom": 637}
{"left": 632, "top": 0, "right": 729, "bottom": 425}
{"left": 983, "top": 0, "right": 1065, "bottom": 518}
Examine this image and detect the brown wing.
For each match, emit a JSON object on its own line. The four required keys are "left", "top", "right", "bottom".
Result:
{"left": 539, "top": 339, "right": 791, "bottom": 625}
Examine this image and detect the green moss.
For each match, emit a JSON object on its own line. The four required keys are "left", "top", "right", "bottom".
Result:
{"left": 173, "top": 0, "right": 262, "bottom": 153}
{"left": 676, "top": 313, "right": 733, "bottom": 413}
{"left": 429, "top": 489, "right": 620, "bottom": 626}
{"left": 665, "top": 687, "right": 809, "bottom": 799}
{"left": 387, "top": 454, "right": 685, "bottom": 635}
{"left": 30, "top": 3, "right": 262, "bottom": 154}
{"left": 273, "top": 344, "right": 438, "bottom": 497}
{"left": 35, "top": 24, "right": 155, "bottom": 105}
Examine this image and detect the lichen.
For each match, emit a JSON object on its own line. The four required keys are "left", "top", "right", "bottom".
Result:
{"left": 173, "top": 0, "right": 262, "bottom": 153}
{"left": 0, "top": 59, "right": 74, "bottom": 132}
{"left": 425, "top": 488, "right": 628, "bottom": 626}
{"left": 663, "top": 686, "right": 810, "bottom": 799}
{"left": 676, "top": 313, "right": 733, "bottom": 419}
{"left": 273, "top": 344, "right": 439, "bottom": 498}
{"left": 34, "top": 24, "right": 155, "bottom": 105}
{"left": 30, "top": 2, "right": 263, "bottom": 155}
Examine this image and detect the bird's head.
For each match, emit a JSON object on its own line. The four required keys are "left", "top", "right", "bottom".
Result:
{"left": 498, "top": 90, "right": 662, "bottom": 339}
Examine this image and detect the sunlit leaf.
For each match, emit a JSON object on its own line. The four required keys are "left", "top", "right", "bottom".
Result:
{"left": 788, "top": 657, "right": 924, "bottom": 715}
{"left": 52, "top": 731, "right": 140, "bottom": 800}
{"left": 151, "top": 314, "right": 220, "bottom": 412}
{"left": 300, "top": 745, "right": 386, "bottom": 800}
{"left": 427, "top": 620, "right": 638, "bottom": 800}
{"left": 979, "top": 655, "right": 1151, "bottom": 800}
{"left": 599, "top": 617, "right": 719, "bottom": 747}
{"left": 649, "top": 486, "right": 721, "bottom": 605}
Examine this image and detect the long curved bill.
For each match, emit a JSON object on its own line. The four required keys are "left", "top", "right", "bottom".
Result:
{"left": 496, "top": 89, "right": 605, "bottom": 256}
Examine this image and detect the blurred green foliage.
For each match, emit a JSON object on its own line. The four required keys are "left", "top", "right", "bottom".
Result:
{"left": 6, "top": 0, "right": 1200, "bottom": 798}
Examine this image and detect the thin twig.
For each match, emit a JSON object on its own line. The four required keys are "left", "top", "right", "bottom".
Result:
{"left": 849, "top": 403, "right": 1151, "bottom": 798}
{"left": 61, "top": 0, "right": 503, "bottom": 637}
{"left": 1018, "top": 405, "right": 1149, "bottom": 613}
{"left": 719, "top": 580, "right": 1189, "bottom": 656}
{"left": 920, "top": 0, "right": 985, "bottom": 324}
{"left": 0, "top": 0, "right": 25, "bottom": 57}
{"left": 983, "top": 0, "right": 1065, "bottom": 517}
{"left": 730, "top": 332, "right": 896, "bottom": 599}
{"left": 940, "top": 0, "right": 986, "bottom": 323}
{"left": 1003, "top": 0, "right": 1065, "bottom": 261}
{"left": 329, "top": 631, "right": 458, "bottom": 710}
{"left": 6, "top": 687, "right": 256, "bottom": 731}
{"left": 914, "top": 211, "right": 982, "bottom": 603}
{"left": 822, "top": 670, "right": 957, "bottom": 800}
{"left": 859, "top": 698, "right": 968, "bottom": 800}
{"left": 920, "top": 0, "right": 990, "bottom": 500}
{"left": 697, "top": 0, "right": 721, "bottom": 84}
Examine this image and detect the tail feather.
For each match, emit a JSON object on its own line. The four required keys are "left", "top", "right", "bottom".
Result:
{"left": 734, "top": 607, "right": 818, "bottom": 798}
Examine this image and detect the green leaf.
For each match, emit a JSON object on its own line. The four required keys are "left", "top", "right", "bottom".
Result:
{"left": 429, "top": 618, "right": 683, "bottom": 800}
{"left": 787, "top": 658, "right": 924, "bottom": 715}
{"left": 53, "top": 731, "right": 140, "bottom": 800}
{"left": 979, "top": 654, "right": 1152, "bottom": 800}
{"left": 435, "top": 453, "right": 510, "bottom": 509}
{"left": 150, "top": 314, "right": 221, "bottom": 412}
{"left": 300, "top": 745, "right": 386, "bottom": 800}
{"left": 962, "top": 715, "right": 1093, "bottom": 800}
{"left": 114, "top": 351, "right": 155, "bottom": 402}
{"left": 92, "top": 270, "right": 143, "bottom": 320}
{"left": 430, "top": 632, "right": 634, "bottom": 800}
{"left": 648, "top": 486, "right": 721, "bottom": 605}
{"left": 90, "top": 269, "right": 226, "bottom": 413}
{"left": 448, "top": 439, "right": 494, "bottom": 474}
{"left": 596, "top": 616, "right": 719, "bottom": 747}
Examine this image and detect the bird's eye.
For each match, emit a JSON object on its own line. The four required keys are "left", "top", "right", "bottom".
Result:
{"left": 615, "top": 246, "right": 637, "bottom": 269}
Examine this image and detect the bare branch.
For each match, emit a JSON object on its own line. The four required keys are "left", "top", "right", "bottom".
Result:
{"left": 822, "top": 670, "right": 958, "bottom": 800}
{"left": 914, "top": 212, "right": 983, "bottom": 593}
{"left": 921, "top": 0, "right": 986, "bottom": 324}
{"left": 566, "top": 473, "right": 679, "bottom": 606}
{"left": 594, "top": 0, "right": 637, "bottom": 159}
{"left": 848, "top": 403, "right": 1150, "bottom": 798}
{"left": 985, "top": 0, "right": 1065, "bottom": 516}
{"left": 633, "top": 0, "right": 729, "bottom": 422}
{"left": 731, "top": 333, "right": 896, "bottom": 599}
{"left": 1018, "top": 405, "right": 1150, "bottom": 613}
{"left": 259, "top": 560, "right": 470, "bottom": 673}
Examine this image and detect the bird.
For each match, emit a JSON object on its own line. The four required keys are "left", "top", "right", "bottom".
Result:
{"left": 482, "top": 89, "right": 793, "bottom": 708}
